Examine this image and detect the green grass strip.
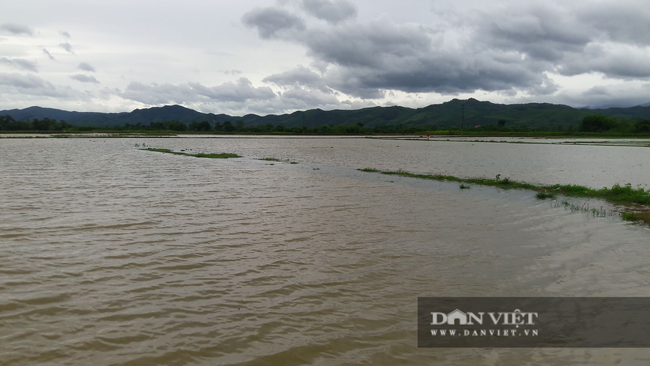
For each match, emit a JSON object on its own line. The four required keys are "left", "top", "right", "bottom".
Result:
{"left": 141, "top": 148, "right": 240, "bottom": 159}
{"left": 359, "top": 168, "right": 650, "bottom": 224}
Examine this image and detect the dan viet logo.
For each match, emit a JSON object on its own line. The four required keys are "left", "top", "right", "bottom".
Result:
{"left": 430, "top": 309, "right": 539, "bottom": 337}
{"left": 419, "top": 297, "right": 650, "bottom": 348}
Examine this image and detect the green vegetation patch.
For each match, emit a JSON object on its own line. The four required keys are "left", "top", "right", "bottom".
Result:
{"left": 359, "top": 168, "right": 650, "bottom": 224}
{"left": 621, "top": 211, "right": 650, "bottom": 223}
{"left": 141, "top": 148, "right": 240, "bottom": 159}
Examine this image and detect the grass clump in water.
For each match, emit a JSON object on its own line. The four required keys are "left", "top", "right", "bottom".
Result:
{"left": 621, "top": 211, "right": 650, "bottom": 223}
{"left": 259, "top": 157, "right": 298, "bottom": 164}
{"left": 459, "top": 184, "right": 471, "bottom": 190}
{"left": 556, "top": 200, "right": 617, "bottom": 219}
{"left": 142, "top": 148, "right": 239, "bottom": 159}
{"left": 193, "top": 152, "right": 240, "bottom": 159}
{"left": 536, "top": 191, "right": 556, "bottom": 200}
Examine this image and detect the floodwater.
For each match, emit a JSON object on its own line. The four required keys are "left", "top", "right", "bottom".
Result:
{"left": 1, "top": 137, "right": 649, "bottom": 365}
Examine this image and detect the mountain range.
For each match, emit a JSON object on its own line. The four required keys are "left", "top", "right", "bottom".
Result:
{"left": 2, "top": 99, "right": 649, "bottom": 129}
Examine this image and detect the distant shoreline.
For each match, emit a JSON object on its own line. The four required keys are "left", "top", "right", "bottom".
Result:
{"left": 2, "top": 130, "right": 650, "bottom": 139}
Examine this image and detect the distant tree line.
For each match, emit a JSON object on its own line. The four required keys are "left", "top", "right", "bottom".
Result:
{"left": 2, "top": 114, "right": 650, "bottom": 135}
{"left": 123, "top": 120, "right": 380, "bottom": 134}
{"left": 580, "top": 115, "right": 650, "bottom": 133}
{"left": 0, "top": 115, "right": 72, "bottom": 131}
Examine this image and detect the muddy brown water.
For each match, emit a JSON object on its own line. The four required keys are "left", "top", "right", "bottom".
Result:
{"left": 1, "top": 137, "right": 649, "bottom": 365}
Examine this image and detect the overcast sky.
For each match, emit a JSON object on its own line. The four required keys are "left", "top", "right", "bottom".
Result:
{"left": 1, "top": 0, "right": 649, "bottom": 115}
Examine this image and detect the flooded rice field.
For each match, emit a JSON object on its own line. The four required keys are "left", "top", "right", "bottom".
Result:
{"left": 1, "top": 137, "right": 649, "bottom": 365}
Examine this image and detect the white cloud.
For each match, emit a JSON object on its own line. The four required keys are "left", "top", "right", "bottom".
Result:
{"left": 78, "top": 62, "right": 96, "bottom": 72}
{"left": 0, "top": 73, "right": 89, "bottom": 99}
{"left": 0, "top": 23, "right": 33, "bottom": 36}
{"left": 59, "top": 42, "right": 74, "bottom": 53}
{"left": 70, "top": 74, "right": 100, "bottom": 83}
{"left": 42, "top": 49, "right": 54, "bottom": 60}
{"left": 0, "top": 57, "right": 38, "bottom": 72}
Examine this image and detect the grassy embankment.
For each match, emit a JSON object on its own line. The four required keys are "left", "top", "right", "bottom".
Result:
{"left": 140, "top": 148, "right": 239, "bottom": 159}
{"left": 359, "top": 168, "right": 650, "bottom": 224}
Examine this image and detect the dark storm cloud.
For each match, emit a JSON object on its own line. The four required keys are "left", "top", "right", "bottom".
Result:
{"left": 475, "top": 4, "right": 592, "bottom": 62}
{"left": 0, "top": 23, "right": 34, "bottom": 36}
{"left": 556, "top": 44, "right": 650, "bottom": 79}
{"left": 577, "top": 3, "right": 650, "bottom": 46}
{"left": 302, "top": 20, "right": 434, "bottom": 68}
{"left": 59, "top": 42, "right": 74, "bottom": 53}
{"left": 243, "top": 1, "right": 650, "bottom": 100}
{"left": 319, "top": 50, "right": 558, "bottom": 99}
{"left": 514, "top": 83, "right": 650, "bottom": 108}
{"left": 0, "top": 57, "right": 38, "bottom": 72}
{"left": 78, "top": 62, "right": 96, "bottom": 72}
{"left": 42, "top": 48, "right": 55, "bottom": 60}
{"left": 247, "top": 12, "right": 556, "bottom": 98}
{"left": 474, "top": 2, "right": 650, "bottom": 79}
{"left": 242, "top": 7, "right": 306, "bottom": 39}
{"left": 243, "top": 6, "right": 557, "bottom": 98}
{"left": 300, "top": 0, "right": 357, "bottom": 24}
{"left": 70, "top": 74, "right": 99, "bottom": 83}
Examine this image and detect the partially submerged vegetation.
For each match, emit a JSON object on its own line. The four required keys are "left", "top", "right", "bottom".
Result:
{"left": 536, "top": 191, "right": 557, "bottom": 200}
{"left": 621, "top": 211, "right": 650, "bottom": 223}
{"left": 258, "top": 157, "right": 298, "bottom": 164}
{"left": 554, "top": 200, "right": 616, "bottom": 218}
{"left": 141, "top": 148, "right": 239, "bottom": 159}
{"left": 359, "top": 168, "right": 650, "bottom": 224}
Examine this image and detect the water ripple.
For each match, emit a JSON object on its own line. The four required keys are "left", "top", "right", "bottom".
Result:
{"left": 0, "top": 138, "right": 649, "bottom": 365}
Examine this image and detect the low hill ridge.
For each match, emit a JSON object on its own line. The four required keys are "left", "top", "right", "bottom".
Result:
{"left": 2, "top": 100, "right": 649, "bottom": 128}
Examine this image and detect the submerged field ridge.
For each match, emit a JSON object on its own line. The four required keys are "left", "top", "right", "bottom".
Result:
{"left": 359, "top": 168, "right": 650, "bottom": 224}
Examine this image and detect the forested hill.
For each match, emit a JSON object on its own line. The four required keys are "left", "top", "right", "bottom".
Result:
{"left": 2, "top": 99, "right": 649, "bottom": 129}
